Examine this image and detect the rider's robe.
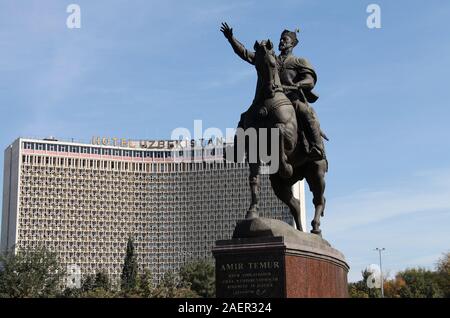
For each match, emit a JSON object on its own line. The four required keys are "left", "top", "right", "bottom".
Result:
{"left": 227, "top": 37, "right": 324, "bottom": 155}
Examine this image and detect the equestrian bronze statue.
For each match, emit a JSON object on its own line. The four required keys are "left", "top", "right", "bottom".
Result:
{"left": 221, "top": 23, "right": 328, "bottom": 235}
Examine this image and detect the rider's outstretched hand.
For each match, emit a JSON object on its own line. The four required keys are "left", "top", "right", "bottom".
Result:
{"left": 220, "top": 22, "right": 233, "bottom": 40}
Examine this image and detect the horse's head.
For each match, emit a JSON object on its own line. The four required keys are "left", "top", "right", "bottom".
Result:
{"left": 253, "top": 40, "right": 280, "bottom": 98}
{"left": 253, "top": 39, "right": 276, "bottom": 70}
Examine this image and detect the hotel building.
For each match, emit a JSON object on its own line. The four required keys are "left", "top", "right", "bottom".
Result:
{"left": 1, "top": 137, "right": 305, "bottom": 284}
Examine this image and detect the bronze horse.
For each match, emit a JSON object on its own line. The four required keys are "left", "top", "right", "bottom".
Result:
{"left": 234, "top": 39, "right": 328, "bottom": 235}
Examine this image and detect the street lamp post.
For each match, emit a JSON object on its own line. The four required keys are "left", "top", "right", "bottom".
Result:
{"left": 375, "top": 248, "right": 385, "bottom": 298}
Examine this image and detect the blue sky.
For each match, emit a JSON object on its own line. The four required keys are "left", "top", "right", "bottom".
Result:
{"left": 1, "top": 0, "right": 449, "bottom": 282}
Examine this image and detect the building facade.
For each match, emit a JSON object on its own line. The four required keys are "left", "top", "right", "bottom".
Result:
{"left": 1, "top": 137, "right": 304, "bottom": 284}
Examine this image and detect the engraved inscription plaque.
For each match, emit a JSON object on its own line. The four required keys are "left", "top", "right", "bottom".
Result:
{"left": 215, "top": 252, "right": 285, "bottom": 298}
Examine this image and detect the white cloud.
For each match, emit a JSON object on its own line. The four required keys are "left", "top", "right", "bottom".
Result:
{"left": 326, "top": 168, "right": 450, "bottom": 235}
{"left": 323, "top": 168, "right": 450, "bottom": 282}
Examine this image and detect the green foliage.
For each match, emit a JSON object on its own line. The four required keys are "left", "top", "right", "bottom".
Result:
{"left": 396, "top": 268, "right": 443, "bottom": 298}
{"left": 152, "top": 271, "right": 199, "bottom": 298}
{"left": 81, "top": 287, "right": 117, "bottom": 298}
{"left": 0, "top": 246, "right": 65, "bottom": 298}
{"left": 435, "top": 252, "right": 450, "bottom": 298}
{"left": 350, "top": 262, "right": 447, "bottom": 298}
{"left": 60, "top": 271, "right": 114, "bottom": 298}
{"left": 93, "top": 271, "right": 111, "bottom": 291}
{"left": 60, "top": 286, "right": 83, "bottom": 298}
{"left": 136, "top": 269, "right": 154, "bottom": 297}
{"left": 348, "top": 284, "right": 369, "bottom": 298}
{"left": 81, "top": 274, "right": 96, "bottom": 292}
{"left": 348, "top": 270, "right": 381, "bottom": 298}
{"left": 179, "top": 259, "right": 215, "bottom": 298}
{"left": 120, "top": 237, "right": 138, "bottom": 291}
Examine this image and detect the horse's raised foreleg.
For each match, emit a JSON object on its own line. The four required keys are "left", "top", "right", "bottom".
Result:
{"left": 305, "top": 160, "right": 327, "bottom": 235}
{"left": 246, "top": 163, "right": 260, "bottom": 219}
{"left": 270, "top": 174, "right": 303, "bottom": 231}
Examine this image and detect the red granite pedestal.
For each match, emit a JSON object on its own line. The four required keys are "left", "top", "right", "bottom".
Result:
{"left": 212, "top": 218, "right": 349, "bottom": 298}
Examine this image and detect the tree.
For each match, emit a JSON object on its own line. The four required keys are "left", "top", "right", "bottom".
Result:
{"left": 383, "top": 276, "right": 406, "bottom": 298}
{"left": 94, "top": 271, "right": 111, "bottom": 290}
{"left": 396, "top": 268, "right": 443, "bottom": 298}
{"left": 64, "top": 271, "right": 116, "bottom": 298}
{"left": 81, "top": 274, "right": 96, "bottom": 293}
{"left": 120, "top": 237, "right": 138, "bottom": 291}
{"left": 348, "top": 270, "right": 382, "bottom": 298}
{"left": 0, "top": 246, "right": 65, "bottom": 298}
{"left": 82, "top": 287, "right": 117, "bottom": 298}
{"left": 136, "top": 268, "right": 154, "bottom": 298}
{"left": 435, "top": 252, "right": 450, "bottom": 298}
{"left": 179, "top": 259, "right": 215, "bottom": 298}
{"left": 152, "top": 271, "right": 198, "bottom": 298}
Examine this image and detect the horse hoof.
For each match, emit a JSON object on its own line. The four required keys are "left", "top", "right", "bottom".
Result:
{"left": 245, "top": 211, "right": 259, "bottom": 219}
{"left": 246, "top": 205, "right": 259, "bottom": 219}
{"left": 311, "top": 229, "right": 322, "bottom": 236}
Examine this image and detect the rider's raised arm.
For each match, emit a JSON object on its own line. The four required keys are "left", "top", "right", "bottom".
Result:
{"left": 221, "top": 22, "right": 255, "bottom": 65}
{"left": 227, "top": 37, "right": 255, "bottom": 65}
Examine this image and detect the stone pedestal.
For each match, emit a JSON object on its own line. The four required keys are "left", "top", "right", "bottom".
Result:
{"left": 212, "top": 217, "right": 349, "bottom": 298}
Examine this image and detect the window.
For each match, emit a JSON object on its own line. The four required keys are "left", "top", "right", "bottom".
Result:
{"left": 70, "top": 146, "right": 79, "bottom": 153}
{"left": 24, "top": 142, "right": 34, "bottom": 150}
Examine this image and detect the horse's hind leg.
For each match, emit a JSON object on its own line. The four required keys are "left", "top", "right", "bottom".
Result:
{"left": 246, "top": 163, "right": 260, "bottom": 219}
{"left": 305, "top": 161, "right": 327, "bottom": 235}
{"left": 270, "top": 174, "right": 303, "bottom": 231}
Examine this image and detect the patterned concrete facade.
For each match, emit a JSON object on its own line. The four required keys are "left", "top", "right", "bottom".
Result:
{"left": 1, "top": 137, "right": 297, "bottom": 284}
